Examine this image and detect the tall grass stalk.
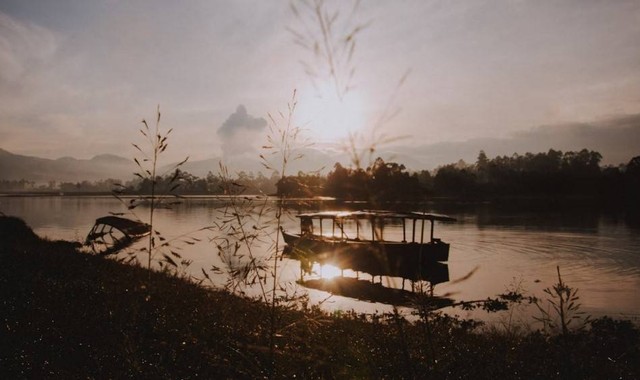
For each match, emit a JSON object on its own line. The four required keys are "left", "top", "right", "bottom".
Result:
{"left": 207, "top": 90, "right": 311, "bottom": 375}
{"left": 214, "top": 163, "right": 270, "bottom": 300}
{"left": 113, "top": 106, "right": 190, "bottom": 272}
{"left": 261, "top": 89, "right": 313, "bottom": 371}
{"left": 289, "top": 0, "right": 369, "bottom": 100}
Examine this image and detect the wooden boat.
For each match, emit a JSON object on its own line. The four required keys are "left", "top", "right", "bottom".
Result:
{"left": 86, "top": 216, "right": 150, "bottom": 255}
{"left": 282, "top": 210, "right": 455, "bottom": 279}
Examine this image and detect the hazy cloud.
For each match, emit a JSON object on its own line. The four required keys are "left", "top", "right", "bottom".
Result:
{"left": 217, "top": 105, "right": 267, "bottom": 138}
{"left": 395, "top": 113, "right": 640, "bottom": 169}
{"left": 509, "top": 114, "right": 640, "bottom": 165}
{"left": 0, "top": 11, "right": 57, "bottom": 85}
{"left": 217, "top": 105, "right": 267, "bottom": 159}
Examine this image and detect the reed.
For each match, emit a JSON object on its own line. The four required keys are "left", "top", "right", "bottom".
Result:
{"left": 210, "top": 90, "right": 315, "bottom": 376}
{"left": 111, "top": 106, "right": 206, "bottom": 275}
{"left": 212, "top": 163, "right": 270, "bottom": 299}
{"left": 262, "top": 89, "right": 313, "bottom": 371}
{"left": 534, "top": 266, "right": 591, "bottom": 335}
{"left": 289, "top": 0, "right": 369, "bottom": 100}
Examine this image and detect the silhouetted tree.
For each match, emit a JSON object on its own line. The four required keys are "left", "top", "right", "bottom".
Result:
{"left": 625, "top": 156, "right": 640, "bottom": 211}
{"left": 416, "top": 170, "right": 434, "bottom": 195}
{"left": 433, "top": 164, "right": 479, "bottom": 198}
{"left": 276, "top": 172, "right": 325, "bottom": 197}
{"left": 324, "top": 158, "right": 422, "bottom": 201}
{"left": 325, "top": 163, "right": 351, "bottom": 198}
{"left": 476, "top": 150, "right": 489, "bottom": 184}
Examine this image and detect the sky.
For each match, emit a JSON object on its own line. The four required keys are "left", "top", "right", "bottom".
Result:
{"left": 1, "top": 0, "right": 639, "bottom": 169}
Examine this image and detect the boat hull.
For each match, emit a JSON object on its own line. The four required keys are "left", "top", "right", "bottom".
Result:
{"left": 282, "top": 231, "right": 449, "bottom": 280}
{"left": 86, "top": 216, "right": 150, "bottom": 255}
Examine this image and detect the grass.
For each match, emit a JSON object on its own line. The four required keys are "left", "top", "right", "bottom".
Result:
{"left": 112, "top": 106, "right": 192, "bottom": 271}
{"left": 1, "top": 214, "right": 639, "bottom": 379}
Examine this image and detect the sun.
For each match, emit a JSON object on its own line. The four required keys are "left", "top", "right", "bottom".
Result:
{"left": 311, "top": 263, "right": 344, "bottom": 279}
{"left": 296, "top": 82, "right": 367, "bottom": 142}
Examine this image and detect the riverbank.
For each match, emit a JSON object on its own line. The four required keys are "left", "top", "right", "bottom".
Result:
{"left": 1, "top": 215, "right": 638, "bottom": 378}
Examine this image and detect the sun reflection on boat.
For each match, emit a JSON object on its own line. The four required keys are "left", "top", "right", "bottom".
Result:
{"left": 312, "top": 263, "right": 358, "bottom": 280}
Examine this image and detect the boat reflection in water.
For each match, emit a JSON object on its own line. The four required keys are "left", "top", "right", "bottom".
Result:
{"left": 282, "top": 210, "right": 455, "bottom": 307}
{"left": 300, "top": 262, "right": 451, "bottom": 308}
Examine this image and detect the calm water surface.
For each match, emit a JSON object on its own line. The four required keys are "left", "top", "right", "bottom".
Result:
{"left": 2, "top": 196, "right": 639, "bottom": 323}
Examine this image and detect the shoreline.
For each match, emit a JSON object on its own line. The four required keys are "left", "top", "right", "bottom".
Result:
{"left": 1, "top": 215, "right": 639, "bottom": 378}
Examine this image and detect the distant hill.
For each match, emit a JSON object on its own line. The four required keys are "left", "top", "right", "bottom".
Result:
{"left": 4, "top": 113, "right": 637, "bottom": 184}
{"left": 0, "top": 148, "right": 136, "bottom": 183}
{"left": 165, "top": 148, "right": 340, "bottom": 178}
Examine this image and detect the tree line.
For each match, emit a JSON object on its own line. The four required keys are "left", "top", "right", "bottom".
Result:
{"left": 0, "top": 171, "right": 280, "bottom": 195}
{"left": 2, "top": 148, "right": 639, "bottom": 210}
{"left": 276, "top": 149, "right": 640, "bottom": 207}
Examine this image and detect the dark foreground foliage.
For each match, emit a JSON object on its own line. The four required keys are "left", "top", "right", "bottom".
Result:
{"left": 1, "top": 215, "right": 639, "bottom": 379}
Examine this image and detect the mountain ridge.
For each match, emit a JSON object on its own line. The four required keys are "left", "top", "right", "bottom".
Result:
{"left": 2, "top": 116, "right": 638, "bottom": 183}
{"left": 0, "top": 148, "right": 137, "bottom": 183}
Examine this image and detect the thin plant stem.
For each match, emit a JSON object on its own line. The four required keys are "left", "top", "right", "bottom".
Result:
{"left": 147, "top": 116, "right": 159, "bottom": 270}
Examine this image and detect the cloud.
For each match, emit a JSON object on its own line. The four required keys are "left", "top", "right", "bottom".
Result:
{"left": 0, "top": 11, "right": 57, "bottom": 85}
{"left": 510, "top": 114, "right": 640, "bottom": 165}
{"left": 216, "top": 105, "right": 267, "bottom": 158}
{"left": 393, "top": 113, "right": 640, "bottom": 169}
{"left": 217, "top": 105, "right": 267, "bottom": 138}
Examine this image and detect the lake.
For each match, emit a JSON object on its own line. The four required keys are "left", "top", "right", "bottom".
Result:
{"left": 2, "top": 195, "right": 639, "bottom": 324}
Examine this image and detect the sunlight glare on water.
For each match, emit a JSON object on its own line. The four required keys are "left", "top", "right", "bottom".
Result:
{"left": 312, "top": 263, "right": 343, "bottom": 279}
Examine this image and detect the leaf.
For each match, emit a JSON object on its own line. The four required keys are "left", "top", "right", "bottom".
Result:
{"left": 169, "top": 169, "right": 181, "bottom": 183}
{"left": 162, "top": 253, "right": 177, "bottom": 267}
{"left": 177, "top": 156, "right": 189, "bottom": 167}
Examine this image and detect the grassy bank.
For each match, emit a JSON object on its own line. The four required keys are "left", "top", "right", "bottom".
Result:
{"left": 1, "top": 215, "right": 638, "bottom": 379}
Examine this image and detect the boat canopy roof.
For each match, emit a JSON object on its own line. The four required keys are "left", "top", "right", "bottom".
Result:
{"left": 295, "top": 210, "right": 456, "bottom": 222}
{"left": 94, "top": 216, "right": 151, "bottom": 237}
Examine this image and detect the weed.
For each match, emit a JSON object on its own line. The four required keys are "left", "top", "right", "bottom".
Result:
{"left": 111, "top": 106, "right": 205, "bottom": 275}
{"left": 212, "top": 163, "right": 270, "bottom": 299}
{"left": 209, "top": 90, "right": 313, "bottom": 376}
{"left": 289, "top": 0, "right": 369, "bottom": 100}
{"left": 534, "top": 265, "right": 591, "bottom": 335}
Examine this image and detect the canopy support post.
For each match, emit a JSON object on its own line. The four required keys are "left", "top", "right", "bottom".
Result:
{"left": 430, "top": 220, "right": 435, "bottom": 242}
{"left": 412, "top": 219, "right": 416, "bottom": 243}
